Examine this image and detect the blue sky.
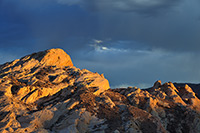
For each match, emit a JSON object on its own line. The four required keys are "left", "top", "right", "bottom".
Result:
{"left": 0, "top": 0, "right": 200, "bottom": 88}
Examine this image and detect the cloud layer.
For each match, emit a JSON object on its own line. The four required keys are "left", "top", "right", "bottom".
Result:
{"left": 1, "top": 0, "right": 200, "bottom": 88}
{"left": 57, "top": 0, "right": 181, "bottom": 14}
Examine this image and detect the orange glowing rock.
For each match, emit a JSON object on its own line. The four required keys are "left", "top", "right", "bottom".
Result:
{"left": 0, "top": 49, "right": 200, "bottom": 133}
{"left": 21, "top": 48, "right": 73, "bottom": 69}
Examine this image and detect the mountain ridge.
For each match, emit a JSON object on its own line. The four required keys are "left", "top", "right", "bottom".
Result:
{"left": 174, "top": 83, "right": 200, "bottom": 98}
{"left": 0, "top": 48, "right": 199, "bottom": 133}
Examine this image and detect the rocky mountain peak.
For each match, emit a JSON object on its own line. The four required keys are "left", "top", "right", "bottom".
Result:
{"left": 31, "top": 48, "right": 73, "bottom": 67}
{"left": 0, "top": 49, "right": 200, "bottom": 133}
{"left": 0, "top": 48, "right": 73, "bottom": 74}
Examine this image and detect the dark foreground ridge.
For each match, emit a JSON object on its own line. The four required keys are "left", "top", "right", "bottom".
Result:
{"left": 0, "top": 48, "right": 199, "bottom": 133}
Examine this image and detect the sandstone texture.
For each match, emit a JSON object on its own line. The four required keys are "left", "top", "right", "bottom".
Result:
{"left": 0, "top": 48, "right": 199, "bottom": 133}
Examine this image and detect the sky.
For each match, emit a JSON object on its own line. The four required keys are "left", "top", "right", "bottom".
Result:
{"left": 0, "top": 0, "right": 200, "bottom": 88}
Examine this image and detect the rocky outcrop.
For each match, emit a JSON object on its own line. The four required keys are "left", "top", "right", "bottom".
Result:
{"left": 0, "top": 48, "right": 73, "bottom": 73}
{"left": 0, "top": 48, "right": 199, "bottom": 133}
{"left": 174, "top": 83, "right": 200, "bottom": 98}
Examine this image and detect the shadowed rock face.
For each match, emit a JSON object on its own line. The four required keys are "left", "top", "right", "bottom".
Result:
{"left": 174, "top": 83, "right": 200, "bottom": 99}
{"left": 0, "top": 49, "right": 199, "bottom": 133}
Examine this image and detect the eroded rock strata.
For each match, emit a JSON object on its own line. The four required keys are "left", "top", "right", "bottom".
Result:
{"left": 0, "top": 48, "right": 199, "bottom": 133}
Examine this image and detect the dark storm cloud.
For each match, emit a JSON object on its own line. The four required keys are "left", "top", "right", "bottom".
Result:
{"left": 57, "top": 0, "right": 181, "bottom": 15}
{"left": 0, "top": 0, "right": 99, "bottom": 52}
{"left": 55, "top": 0, "right": 200, "bottom": 52}
{"left": 1, "top": 0, "right": 199, "bottom": 53}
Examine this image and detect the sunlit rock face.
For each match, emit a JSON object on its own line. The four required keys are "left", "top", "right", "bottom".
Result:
{"left": 0, "top": 48, "right": 73, "bottom": 72}
{"left": 0, "top": 48, "right": 199, "bottom": 133}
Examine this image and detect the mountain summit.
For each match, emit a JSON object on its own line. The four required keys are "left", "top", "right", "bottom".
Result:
{"left": 0, "top": 48, "right": 199, "bottom": 133}
{"left": 0, "top": 48, "right": 73, "bottom": 72}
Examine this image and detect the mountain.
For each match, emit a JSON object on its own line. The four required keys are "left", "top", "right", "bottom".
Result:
{"left": 0, "top": 48, "right": 199, "bottom": 133}
{"left": 174, "top": 83, "right": 200, "bottom": 99}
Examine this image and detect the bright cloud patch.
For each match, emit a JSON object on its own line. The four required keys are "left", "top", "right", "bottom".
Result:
{"left": 90, "top": 39, "right": 128, "bottom": 53}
